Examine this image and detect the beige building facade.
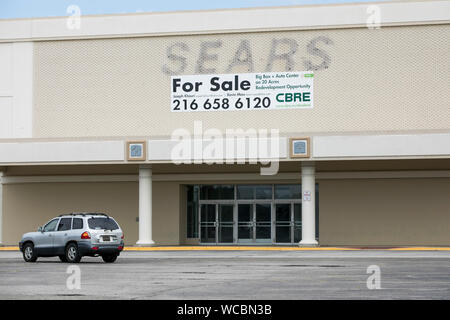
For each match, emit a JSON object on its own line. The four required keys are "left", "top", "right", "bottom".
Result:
{"left": 0, "top": 1, "right": 449, "bottom": 246}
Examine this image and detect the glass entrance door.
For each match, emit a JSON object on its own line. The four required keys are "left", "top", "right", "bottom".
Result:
{"left": 218, "top": 204, "right": 234, "bottom": 243}
{"left": 275, "top": 203, "right": 292, "bottom": 243}
{"left": 255, "top": 203, "right": 271, "bottom": 243}
{"left": 200, "top": 204, "right": 216, "bottom": 243}
{"left": 274, "top": 203, "right": 302, "bottom": 243}
{"left": 237, "top": 204, "right": 253, "bottom": 243}
{"left": 294, "top": 204, "right": 302, "bottom": 243}
{"left": 237, "top": 203, "right": 272, "bottom": 243}
{"left": 200, "top": 203, "right": 235, "bottom": 244}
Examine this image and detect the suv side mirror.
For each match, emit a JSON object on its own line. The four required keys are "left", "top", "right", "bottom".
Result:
{"left": 38, "top": 226, "right": 43, "bottom": 232}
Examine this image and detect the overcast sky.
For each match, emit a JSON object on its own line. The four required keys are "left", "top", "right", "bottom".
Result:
{"left": 0, "top": 0, "right": 390, "bottom": 19}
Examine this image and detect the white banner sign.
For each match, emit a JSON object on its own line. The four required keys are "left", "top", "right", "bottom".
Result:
{"left": 171, "top": 71, "right": 313, "bottom": 112}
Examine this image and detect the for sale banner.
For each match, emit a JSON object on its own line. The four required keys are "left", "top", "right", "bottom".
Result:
{"left": 171, "top": 71, "right": 313, "bottom": 112}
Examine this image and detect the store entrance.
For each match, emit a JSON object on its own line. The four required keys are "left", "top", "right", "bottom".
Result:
{"left": 237, "top": 203, "right": 271, "bottom": 244}
{"left": 200, "top": 203, "right": 234, "bottom": 243}
{"left": 193, "top": 184, "right": 314, "bottom": 245}
{"left": 274, "top": 203, "right": 302, "bottom": 243}
{"left": 200, "top": 202, "right": 301, "bottom": 244}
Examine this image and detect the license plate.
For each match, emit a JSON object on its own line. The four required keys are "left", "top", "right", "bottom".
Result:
{"left": 102, "top": 236, "right": 111, "bottom": 242}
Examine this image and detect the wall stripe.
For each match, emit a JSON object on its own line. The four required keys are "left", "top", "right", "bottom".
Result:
{"left": 313, "top": 133, "right": 450, "bottom": 158}
{"left": 2, "top": 170, "right": 450, "bottom": 184}
{"left": 1, "top": 132, "right": 450, "bottom": 164}
{"left": 0, "top": 140, "right": 125, "bottom": 163}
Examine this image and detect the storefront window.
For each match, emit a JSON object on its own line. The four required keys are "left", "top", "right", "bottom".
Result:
{"left": 237, "top": 185, "right": 272, "bottom": 199}
{"left": 237, "top": 185, "right": 254, "bottom": 199}
{"left": 316, "top": 183, "right": 319, "bottom": 239}
{"left": 186, "top": 185, "right": 199, "bottom": 238}
{"left": 200, "top": 185, "right": 234, "bottom": 200}
{"left": 274, "top": 184, "right": 301, "bottom": 199}
{"left": 255, "top": 185, "right": 272, "bottom": 199}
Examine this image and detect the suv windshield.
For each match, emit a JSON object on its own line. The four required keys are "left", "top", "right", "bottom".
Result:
{"left": 88, "top": 217, "right": 119, "bottom": 230}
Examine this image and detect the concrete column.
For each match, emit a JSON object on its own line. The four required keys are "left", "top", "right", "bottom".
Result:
{"left": 299, "top": 162, "right": 318, "bottom": 246}
{"left": 136, "top": 165, "right": 155, "bottom": 245}
{"left": 0, "top": 172, "right": 3, "bottom": 245}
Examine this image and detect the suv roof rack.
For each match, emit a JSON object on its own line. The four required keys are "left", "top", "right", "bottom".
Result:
{"left": 58, "top": 212, "right": 109, "bottom": 217}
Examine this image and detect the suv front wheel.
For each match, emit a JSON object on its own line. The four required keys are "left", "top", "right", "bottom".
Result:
{"left": 65, "top": 243, "right": 82, "bottom": 263}
{"left": 23, "top": 243, "right": 38, "bottom": 262}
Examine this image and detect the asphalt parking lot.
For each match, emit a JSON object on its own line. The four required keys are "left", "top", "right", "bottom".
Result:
{"left": 0, "top": 250, "right": 449, "bottom": 299}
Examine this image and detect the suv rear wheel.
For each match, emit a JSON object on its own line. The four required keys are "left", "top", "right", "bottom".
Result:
{"left": 65, "top": 243, "right": 82, "bottom": 263}
{"left": 102, "top": 254, "right": 118, "bottom": 263}
{"left": 23, "top": 243, "right": 38, "bottom": 262}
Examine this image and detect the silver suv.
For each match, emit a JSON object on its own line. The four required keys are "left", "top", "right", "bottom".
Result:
{"left": 19, "top": 213, "right": 124, "bottom": 263}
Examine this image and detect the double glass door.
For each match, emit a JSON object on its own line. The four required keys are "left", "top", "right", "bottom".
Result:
{"left": 237, "top": 203, "right": 271, "bottom": 243}
{"left": 200, "top": 204, "right": 234, "bottom": 243}
{"left": 200, "top": 201, "right": 302, "bottom": 244}
{"left": 274, "top": 203, "right": 302, "bottom": 243}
